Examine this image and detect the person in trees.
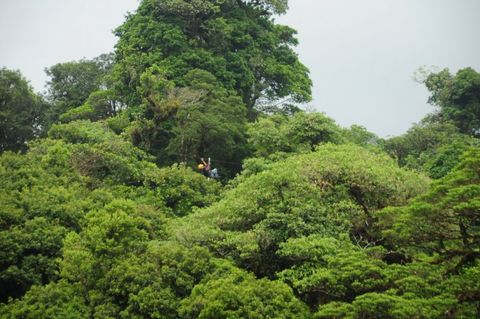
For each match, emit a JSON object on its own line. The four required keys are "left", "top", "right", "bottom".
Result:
{"left": 200, "top": 157, "right": 211, "bottom": 177}
{"left": 199, "top": 158, "right": 210, "bottom": 178}
{"left": 210, "top": 167, "right": 219, "bottom": 179}
{"left": 197, "top": 162, "right": 205, "bottom": 175}
{"left": 199, "top": 157, "right": 220, "bottom": 179}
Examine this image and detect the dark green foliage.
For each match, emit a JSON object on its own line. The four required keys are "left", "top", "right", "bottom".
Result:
{"left": 0, "top": 218, "right": 67, "bottom": 301}
{"left": 384, "top": 121, "right": 478, "bottom": 178}
{"left": 313, "top": 260, "right": 479, "bottom": 318}
{"left": 48, "top": 120, "right": 118, "bottom": 144}
{"left": 278, "top": 236, "right": 388, "bottom": 306}
{"left": 127, "top": 67, "right": 248, "bottom": 176}
{"left": 423, "top": 138, "right": 476, "bottom": 179}
{"left": 147, "top": 164, "right": 221, "bottom": 216}
{"left": 45, "top": 55, "right": 114, "bottom": 123}
{"left": 173, "top": 144, "right": 428, "bottom": 277}
{"left": 60, "top": 89, "right": 120, "bottom": 123}
{"left": 424, "top": 67, "right": 480, "bottom": 136}
{"left": 47, "top": 120, "right": 220, "bottom": 214}
{"left": 0, "top": 142, "right": 91, "bottom": 302}
{"left": 48, "top": 196, "right": 304, "bottom": 318}
{"left": 2, "top": 1, "right": 480, "bottom": 317}
{"left": 180, "top": 264, "right": 310, "bottom": 319}
{"left": 0, "top": 120, "right": 219, "bottom": 303}
{"left": 379, "top": 147, "right": 480, "bottom": 269}
{"left": 166, "top": 69, "right": 248, "bottom": 169}
{"left": 0, "top": 281, "right": 88, "bottom": 319}
{"left": 113, "top": 0, "right": 312, "bottom": 113}
{"left": 384, "top": 67, "right": 480, "bottom": 179}
{"left": 48, "top": 120, "right": 157, "bottom": 186}
{"left": 384, "top": 122, "right": 458, "bottom": 168}
{"left": 0, "top": 68, "right": 47, "bottom": 152}
{"left": 81, "top": 0, "right": 313, "bottom": 175}
{"left": 1, "top": 113, "right": 215, "bottom": 306}
{"left": 59, "top": 103, "right": 96, "bottom": 123}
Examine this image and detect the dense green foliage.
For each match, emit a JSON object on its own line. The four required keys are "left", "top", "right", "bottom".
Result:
{"left": 382, "top": 67, "right": 480, "bottom": 180}
{"left": 0, "top": 120, "right": 219, "bottom": 304}
{"left": 379, "top": 148, "right": 480, "bottom": 268}
{"left": 0, "top": 68, "right": 47, "bottom": 152}
{"left": 45, "top": 55, "right": 114, "bottom": 124}
{"left": 1, "top": 0, "right": 480, "bottom": 317}
{"left": 247, "top": 112, "right": 344, "bottom": 157}
{"left": 424, "top": 67, "right": 480, "bottom": 136}
{"left": 173, "top": 144, "right": 428, "bottom": 276}
{"left": 126, "top": 67, "right": 248, "bottom": 174}
{"left": 113, "top": 0, "right": 311, "bottom": 113}
{"left": 384, "top": 121, "right": 478, "bottom": 178}
{"left": 101, "top": 0, "right": 314, "bottom": 173}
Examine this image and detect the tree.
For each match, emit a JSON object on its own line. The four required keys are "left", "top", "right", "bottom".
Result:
{"left": 378, "top": 147, "right": 480, "bottom": 272}
{"left": 0, "top": 217, "right": 68, "bottom": 302}
{"left": 180, "top": 264, "right": 310, "bottom": 319}
{"left": 57, "top": 193, "right": 306, "bottom": 319}
{"left": 247, "top": 111, "right": 344, "bottom": 157}
{"left": 0, "top": 118, "right": 220, "bottom": 302}
{"left": 423, "top": 138, "right": 478, "bottom": 179}
{"left": 288, "top": 112, "right": 344, "bottom": 151}
{"left": 112, "top": 0, "right": 312, "bottom": 115}
{"left": 0, "top": 281, "right": 88, "bottom": 319}
{"left": 127, "top": 67, "right": 248, "bottom": 176}
{"left": 59, "top": 89, "right": 121, "bottom": 123}
{"left": 0, "top": 68, "right": 46, "bottom": 152}
{"left": 278, "top": 235, "right": 388, "bottom": 307}
{"left": 173, "top": 144, "right": 428, "bottom": 277}
{"left": 45, "top": 54, "right": 113, "bottom": 123}
{"left": 0, "top": 142, "right": 89, "bottom": 302}
{"left": 343, "top": 124, "right": 382, "bottom": 149}
{"left": 423, "top": 67, "right": 480, "bottom": 136}
{"left": 145, "top": 163, "right": 222, "bottom": 216}
{"left": 383, "top": 121, "right": 478, "bottom": 178}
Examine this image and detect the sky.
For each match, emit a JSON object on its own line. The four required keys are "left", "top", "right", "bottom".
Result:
{"left": 1, "top": 0, "right": 479, "bottom": 137}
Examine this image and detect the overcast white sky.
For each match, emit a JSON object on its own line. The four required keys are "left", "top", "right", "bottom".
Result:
{"left": 1, "top": 0, "right": 479, "bottom": 136}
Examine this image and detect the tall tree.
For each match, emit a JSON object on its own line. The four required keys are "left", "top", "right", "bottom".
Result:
{"left": 379, "top": 147, "right": 480, "bottom": 271}
{"left": 112, "top": 0, "right": 311, "bottom": 116}
{"left": 0, "top": 68, "right": 46, "bottom": 152}
{"left": 128, "top": 66, "right": 247, "bottom": 176}
{"left": 423, "top": 67, "right": 480, "bottom": 136}
{"left": 45, "top": 54, "right": 113, "bottom": 123}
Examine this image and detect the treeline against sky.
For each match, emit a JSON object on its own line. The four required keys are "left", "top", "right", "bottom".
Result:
{"left": 1, "top": 0, "right": 480, "bottom": 318}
